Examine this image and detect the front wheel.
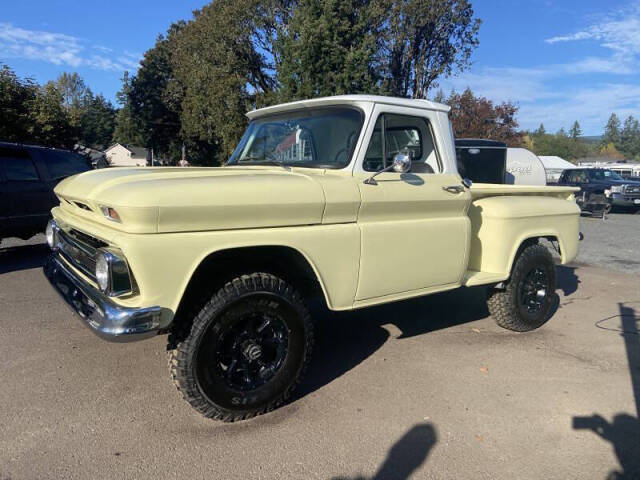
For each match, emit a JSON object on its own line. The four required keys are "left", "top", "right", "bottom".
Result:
{"left": 487, "top": 243, "right": 557, "bottom": 332}
{"left": 168, "top": 273, "right": 313, "bottom": 421}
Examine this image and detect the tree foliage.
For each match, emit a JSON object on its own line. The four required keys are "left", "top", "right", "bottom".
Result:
{"left": 277, "top": 0, "right": 383, "bottom": 100}
{"left": 111, "top": 0, "right": 481, "bottom": 164}
{"left": 380, "top": 0, "right": 480, "bottom": 98}
{"left": 445, "top": 88, "right": 521, "bottom": 146}
{"left": 0, "top": 64, "right": 115, "bottom": 149}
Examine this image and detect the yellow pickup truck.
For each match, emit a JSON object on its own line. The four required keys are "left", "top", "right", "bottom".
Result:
{"left": 44, "top": 95, "right": 580, "bottom": 421}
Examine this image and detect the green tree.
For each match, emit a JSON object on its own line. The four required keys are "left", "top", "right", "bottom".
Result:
{"left": 569, "top": 120, "right": 582, "bottom": 140}
{"left": 29, "top": 82, "right": 76, "bottom": 148}
{"left": 534, "top": 123, "right": 546, "bottom": 136}
{"left": 620, "top": 115, "right": 639, "bottom": 160}
{"left": 380, "top": 0, "right": 481, "bottom": 98}
{"left": 55, "top": 72, "right": 90, "bottom": 131}
{"left": 113, "top": 72, "right": 145, "bottom": 146}
{"left": 277, "top": 0, "right": 383, "bottom": 100}
{"left": 0, "top": 64, "right": 38, "bottom": 143}
{"left": 128, "top": 23, "right": 186, "bottom": 161}
{"left": 603, "top": 113, "right": 621, "bottom": 147}
{"left": 171, "top": 0, "right": 285, "bottom": 163}
{"left": 81, "top": 94, "right": 116, "bottom": 149}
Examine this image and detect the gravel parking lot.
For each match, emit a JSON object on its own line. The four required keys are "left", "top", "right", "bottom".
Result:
{"left": 1, "top": 214, "right": 639, "bottom": 479}
{"left": 573, "top": 213, "right": 640, "bottom": 275}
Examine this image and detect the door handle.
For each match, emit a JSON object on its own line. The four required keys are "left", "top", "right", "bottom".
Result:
{"left": 442, "top": 185, "right": 464, "bottom": 194}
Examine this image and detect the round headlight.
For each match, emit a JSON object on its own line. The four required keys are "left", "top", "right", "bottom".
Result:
{"left": 95, "top": 252, "right": 110, "bottom": 292}
{"left": 45, "top": 219, "right": 57, "bottom": 249}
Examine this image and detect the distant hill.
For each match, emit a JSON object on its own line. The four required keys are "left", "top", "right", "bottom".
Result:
{"left": 581, "top": 135, "right": 602, "bottom": 144}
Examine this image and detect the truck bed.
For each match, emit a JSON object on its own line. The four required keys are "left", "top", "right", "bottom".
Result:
{"left": 470, "top": 183, "right": 579, "bottom": 200}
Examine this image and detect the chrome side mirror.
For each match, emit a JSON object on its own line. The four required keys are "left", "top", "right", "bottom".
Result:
{"left": 392, "top": 152, "right": 412, "bottom": 173}
{"left": 364, "top": 152, "right": 412, "bottom": 185}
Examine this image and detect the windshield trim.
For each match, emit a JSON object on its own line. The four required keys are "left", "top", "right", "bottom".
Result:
{"left": 226, "top": 105, "right": 365, "bottom": 170}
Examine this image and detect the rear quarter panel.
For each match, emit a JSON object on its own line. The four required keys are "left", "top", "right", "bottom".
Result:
{"left": 467, "top": 195, "right": 580, "bottom": 278}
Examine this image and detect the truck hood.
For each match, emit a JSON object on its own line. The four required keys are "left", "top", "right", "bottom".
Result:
{"left": 54, "top": 167, "right": 327, "bottom": 233}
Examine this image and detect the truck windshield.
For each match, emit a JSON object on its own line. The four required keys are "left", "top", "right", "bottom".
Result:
{"left": 588, "top": 169, "right": 624, "bottom": 181}
{"left": 227, "top": 107, "right": 363, "bottom": 169}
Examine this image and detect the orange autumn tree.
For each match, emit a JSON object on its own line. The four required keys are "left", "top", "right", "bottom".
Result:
{"left": 441, "top": 88, "right": 523, "bottom": 146}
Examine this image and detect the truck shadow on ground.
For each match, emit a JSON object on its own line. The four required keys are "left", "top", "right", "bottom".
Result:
{"left": 299, "top": 265, "right": 578, "bottom": 401}
{"left": 0, "top": 242, "right": 49, "bottom": 275}
{"left": 573, "top": 302, "right": 640, "bottom": 479}
{"left": 299, "top": 284, "right": 491, "bottom": 399}
{"left": 331, "top": 423, "right": 437, "bottom": 480}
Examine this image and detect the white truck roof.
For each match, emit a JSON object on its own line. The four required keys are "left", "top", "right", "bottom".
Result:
{"left": 247, "top": 95, "right": 451, "bottom": 120}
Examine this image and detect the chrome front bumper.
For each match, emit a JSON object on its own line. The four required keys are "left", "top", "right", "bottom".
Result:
{"left": 44, "top": 254, "right": 172, "bottom": 342}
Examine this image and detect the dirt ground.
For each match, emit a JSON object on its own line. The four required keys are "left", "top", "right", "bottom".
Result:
{"left": 1, "top": 235, "right": 639, "bottom": 479}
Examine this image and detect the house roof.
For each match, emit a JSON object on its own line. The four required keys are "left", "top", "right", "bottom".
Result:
{"left": 538, "top": 156, "right": 577, "bottom": 170}
{"left": 105, "top": 143, "right": 149, "bottom": 158}
{"left": 246, "top": 95, "right": 451, "bottom": 120}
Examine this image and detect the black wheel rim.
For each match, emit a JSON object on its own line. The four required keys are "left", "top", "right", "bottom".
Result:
{"left": 520, "top": 267, "right": 548, "bottom": 314}
{"left": 213, "top": 310, "right": 289, "bottom": 392}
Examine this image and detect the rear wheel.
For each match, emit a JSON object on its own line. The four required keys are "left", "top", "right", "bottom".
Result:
{"left": 168, "top": 272, "right": 313, "bottom": 421}
{"left": 487, "top": 243, "right": 556, "bottom": 332}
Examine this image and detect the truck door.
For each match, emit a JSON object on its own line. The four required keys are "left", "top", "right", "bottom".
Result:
{"left": 354, "top": 106, "right": 472, "bottom": 301}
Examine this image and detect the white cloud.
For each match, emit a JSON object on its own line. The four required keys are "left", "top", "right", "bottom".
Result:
{"left": 440, "top": 65, "right": 640, "bottom": 135}
{"left": 0, "top": 23, "right": 138, "bottom": 72}
{"left": 438, "top": 3, "right": 640, "bottom": 135}
{"left": 545, "top": 3, "right": 640, "bottom": 73}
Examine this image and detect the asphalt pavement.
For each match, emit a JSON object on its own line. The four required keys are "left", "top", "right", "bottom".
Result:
{"left": 1, "top": 223, "right": 639, "bottom": 479}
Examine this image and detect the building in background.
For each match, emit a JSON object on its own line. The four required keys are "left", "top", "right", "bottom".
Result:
{"left": 104, "top": 143, "right": 150, "bottom": 167}
{"left": 577, "top": 158, "right": 640, "bottom": 178}
{"left": 538, "top": 156, "right": 577, "bottom": 184}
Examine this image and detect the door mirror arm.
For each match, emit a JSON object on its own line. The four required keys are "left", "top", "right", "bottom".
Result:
{"left": 364, "top": 152, "right": 412, "bottom": 185}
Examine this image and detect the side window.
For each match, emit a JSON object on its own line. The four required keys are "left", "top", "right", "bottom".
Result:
{"left": 363, "top": 113, "right": 439, "bottom": 173}
{"left": 0, "top": 149, "right": 40, "bottom": 181}
{"left": 43, "top": 151, "right": 90, "bottom": 180}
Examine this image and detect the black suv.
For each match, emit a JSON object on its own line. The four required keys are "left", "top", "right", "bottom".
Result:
{"left": 0, "top": 143, "right": 91, "bottom": 243}
{"left": 558, "top": 168, "right": 640, "bottom": 213}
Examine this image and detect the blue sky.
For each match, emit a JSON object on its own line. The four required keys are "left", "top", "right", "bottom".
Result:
{"left": 2, "top": 0, "right": 640, "bottom": 135}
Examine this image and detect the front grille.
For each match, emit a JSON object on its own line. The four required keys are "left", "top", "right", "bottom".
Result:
{"left": 624, "top": 185, "right": 640, "bottom": 194}
{"left": 57, "top": 229, "right": 107, "bottom": 282}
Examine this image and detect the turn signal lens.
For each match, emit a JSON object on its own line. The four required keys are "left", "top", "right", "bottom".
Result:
{"left": 100, "top": 206, "right": 121, "bottom": 223}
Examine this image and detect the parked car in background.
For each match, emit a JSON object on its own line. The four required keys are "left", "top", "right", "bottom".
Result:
{"left": 557, "top": 168, "right": 640, "bottom": 213}
{"left": 0, "top": 142, "right": 91, "bottom": 243}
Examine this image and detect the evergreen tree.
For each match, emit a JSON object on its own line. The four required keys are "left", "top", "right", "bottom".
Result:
{"left": 620, "top": 115, "right": 640, "bottom": 160}
{"left": 81, "top": 94, "right": 116, "bottom": 149}
{"left": 0, "top": 64, "right": 38, "bottom": 143}
{"left": 112, "top": 72, "right": 145, "bottom": 147}
{"left": 534, "top": 123, "right": 546, "bottom": 136}
{"left": 128, "top": 23, "right": 185, "bottom": 160}
{"left": 569, "top": 120, "right": 582, "bottom": 140}
{"left": 603, "top": 113, "right": 621, "bottom": 147}
{"left": 277, "top": 0, "right": 382, "bottom": 100}
{"left": 29, "top": 82, "right": 76, "bottom": 148}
